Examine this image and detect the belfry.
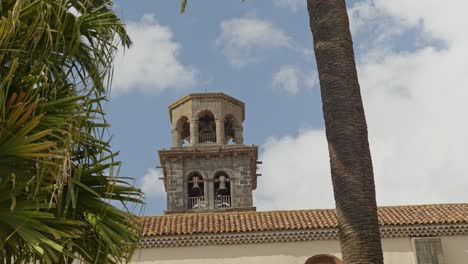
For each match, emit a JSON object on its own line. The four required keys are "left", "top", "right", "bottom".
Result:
{"left": 158, "top": 93, "right": 260, "bottom": 214}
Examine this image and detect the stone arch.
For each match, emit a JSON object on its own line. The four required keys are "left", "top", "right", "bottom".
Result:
{"left": 224, "top": 114, "right": 241, "bottom": 144}
{"left": 195, "top": 109, "right": 218, "bottom": 120}
{"left": 209, "top": 168, "right": 235, "bottom": 179}
{"left": 185, "top": 171, "right": 208, "bottom": 210}
{"left": 213, "top": 171, "right": 231, "bottom": 208}
{"left": 305, "top": 255, "right": 342, "bottom": 264}
{"left": 184, "top": 170, "right": 209, "bottom": 182}
{"left": 197, "top": 110, "right": 216, "bottom": 143}
{"left": 175, "top": 115, "right": 190, "bottom": 146}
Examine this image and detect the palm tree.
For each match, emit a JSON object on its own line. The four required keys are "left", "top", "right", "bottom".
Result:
{"left": 307, "top": 0, "right": 384, "bottom": 263}
{"left": 0, "top": 0, "right": 142, "bottom": 263}
{"left": 181, "top": 0, "right": 383, "bottom": 262}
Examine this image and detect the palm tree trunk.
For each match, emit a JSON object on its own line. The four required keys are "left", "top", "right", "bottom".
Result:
{"left": 307, "top": 0, "right": 384, "bottom": 263}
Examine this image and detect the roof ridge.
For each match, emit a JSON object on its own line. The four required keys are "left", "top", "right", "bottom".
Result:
{"left": 141, "top": 203, "right": 468, "bottom": 237}
{"left": 142, "top": 203, "right": 467, "bottom": 218}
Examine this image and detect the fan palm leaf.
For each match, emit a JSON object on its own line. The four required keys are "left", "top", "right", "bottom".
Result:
{"left": 0, "top": 0, "right": 142, "bottom": 263}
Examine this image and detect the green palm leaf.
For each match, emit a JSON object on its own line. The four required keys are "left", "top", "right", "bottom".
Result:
{"left": 0, "top": 0, "right": 142, "bottom": 263}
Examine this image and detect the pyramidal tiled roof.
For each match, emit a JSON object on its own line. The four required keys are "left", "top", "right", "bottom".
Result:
{"left": 141, "top": 204, "right": 468, "bottom": 237}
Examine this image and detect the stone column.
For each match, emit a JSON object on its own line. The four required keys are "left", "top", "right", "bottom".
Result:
{"left": 208, "top": 177, "right": 214, "bottom": 210}
{"left": 189, "top": 119, "right": 199, "bottom": 146}
{"left": 172, "top": 128, "right": 180, "bottom": 148}
{"left": 234, "top": 126, "right": 244, "bottom": 144}
{"left": 215, "top": 119, "right": 225, "bottom": 145}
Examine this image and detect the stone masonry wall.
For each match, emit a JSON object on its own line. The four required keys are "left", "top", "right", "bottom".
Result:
{"left": 165, "top": 153, "right": 254, "bottom": 213}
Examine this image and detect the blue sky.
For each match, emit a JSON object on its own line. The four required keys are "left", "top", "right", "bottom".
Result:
{"left": 106, "top": 0, "right": 468, "bottom": 215}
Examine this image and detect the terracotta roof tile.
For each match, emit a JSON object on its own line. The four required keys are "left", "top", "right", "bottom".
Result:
{"left": 141, "top": 204, "right": 468, "bottom": 237}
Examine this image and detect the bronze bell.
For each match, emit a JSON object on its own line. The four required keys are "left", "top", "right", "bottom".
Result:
{"left": 217, "top": 175, "right": 228, "bottom": 194}
{"left": 192, "top": 176, "right": 200, "bottom": 191}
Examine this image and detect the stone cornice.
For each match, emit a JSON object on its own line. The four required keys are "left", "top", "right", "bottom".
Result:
{"left": 168, "top": 93, "right": 245, "bottom": 121}
{"left": 158, "top": 145, "right": 258, "bottom": 158}
{"left": 139, "top": 224, "right": 468, "bottom": 248}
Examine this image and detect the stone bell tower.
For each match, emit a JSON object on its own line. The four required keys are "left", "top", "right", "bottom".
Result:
{"left": 158, "top": 93, "right": 259, "bottom": 214}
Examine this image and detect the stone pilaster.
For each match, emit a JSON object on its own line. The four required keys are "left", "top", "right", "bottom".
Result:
{"left": 208, "top": 178, "right": 215, "bottom": 210}
{"left": 234, "top": 126, "right": 244, "bottom": 144}
{"left": 165, "top": 161, "right": 185, "bottom": 212}
{"left": 215, "top": 119, "right": 225, "bottom": 145}
{"left": 172, "top": 128, "right": 181, "bottom": 148}
{"left": 189, "top": 119, "right": 199, "bottom": 146}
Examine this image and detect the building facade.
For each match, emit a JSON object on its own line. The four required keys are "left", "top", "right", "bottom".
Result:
{"left": 133, "top": 93, "right": 468, "bottom": 264}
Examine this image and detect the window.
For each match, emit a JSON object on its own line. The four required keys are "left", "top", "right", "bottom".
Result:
{"left": 412, "top": 237, "right": 445, "bottom": 264}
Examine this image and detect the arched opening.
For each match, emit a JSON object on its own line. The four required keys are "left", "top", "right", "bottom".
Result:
{"left": 176, "top": 116, "right": 190, "bottom": 147}
{"left": 224, "top": 114, "right": 238, "bottom": 144}
{"left": 198, "top": 110, "right": 216, "bottom": 144}
{"left": 187, "top": 172, "right": 206, "bottom": 210}
{"left": 214, "top": 171, "right": 231, "bottom": 208}
{"left": 305, "top": 255, "right": 342, "bottom": 264}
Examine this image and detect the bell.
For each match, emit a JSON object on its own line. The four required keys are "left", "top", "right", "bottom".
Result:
{"left": 192, "top": 176, "right": 200, "bottom": 191}
{"left": 217, "top": 175, "right": 228, "bottom": 195}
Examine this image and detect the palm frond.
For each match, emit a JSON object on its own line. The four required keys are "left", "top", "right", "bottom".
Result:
{"left": 0, "top": 0, "right": 142, "bottom": 263}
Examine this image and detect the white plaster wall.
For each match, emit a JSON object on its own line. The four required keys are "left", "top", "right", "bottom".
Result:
{"left": 382, "top": 238, "right": 415, "bottom": 264}
{"left": 132, "top": 240, "right": 340, "bottom": 264}
{"left": 441, "top": 236, "right": 468, "bottom": 264}
{"left": 132, "top": 236, "right": 468, "bottom": 264}
{"left": 132, "top": 238, "right": 420, "bottom": 264}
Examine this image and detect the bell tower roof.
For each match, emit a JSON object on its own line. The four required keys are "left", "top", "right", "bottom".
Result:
{"left": 168, "top": 92, "right": 246, "bottom": 147}
{"left": 168, "top": 92, "right": 245, "bottom": 123}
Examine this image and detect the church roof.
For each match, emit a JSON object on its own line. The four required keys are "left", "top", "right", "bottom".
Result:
{"left": 141, "top": 203, "right": 468, "bottom": 237}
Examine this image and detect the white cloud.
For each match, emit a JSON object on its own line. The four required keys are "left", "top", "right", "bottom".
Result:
{"left": 256, "top": 130, "right": 334, "bottom": 210}
{"left": 272, "top": 65, "right": 318, "bottom": 95}
{"left": 272, "top": 0, "right": 304, "bottom": 12}
{"left": 272, "top": 65, "right": 300, "bottom": 95}
{"left": 112, "top": 14, "right": 197, "bottom": 95}
{"left": 371, "top": 0, "right": 468, "bottom": 44}
{"left": 304, "top": 71, "right": 318, "bottom": 88}
{"left": 349, "top": 1, "right": 386, "bottom": 37}
{"left": 217, "top": 16, "right": 291, "bottom": 67}
{"left": 140, "top": 168, "right": 166, "bottom": 198}
{"left": 256, "top": 0, "right": 468, "bottom": 210}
